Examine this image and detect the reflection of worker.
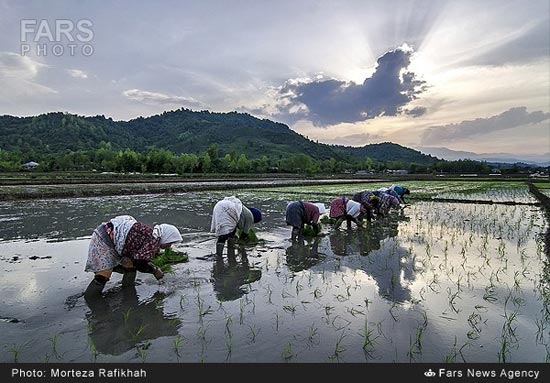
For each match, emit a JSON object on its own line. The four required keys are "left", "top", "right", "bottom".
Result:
{"left": 285, "top": 237, "right": 321, "bottom": 272}
{"left": 85, "top": 286, "right": 179, "bottom": 355}
{"left": 212, "top": 246, "right": 261, "bottom": 301}
{"left": 84, "top": 215, "right": 183, "bottom": 299}
{"left": 329, "top": 197, "right": 366, "bottom": 229}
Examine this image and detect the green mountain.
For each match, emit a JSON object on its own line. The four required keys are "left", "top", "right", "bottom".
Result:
{"left": 0, "top": 109, "right": 438, "bottom": 165}
{"left": 335, "top": 142, "right": 439, "bottom": 166}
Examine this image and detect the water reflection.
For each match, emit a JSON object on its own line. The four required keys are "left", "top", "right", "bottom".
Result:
{"left": 84, "top": 287, "right": 180, "bottom": 355}
{"left": 285, "top": 237, "right": 322, "bottom": 272}
{"left": 211, "top": 246, "right": 262, "bottom": 301}
{"left": 329, "top": 211, "right": 415, "bottom": 303}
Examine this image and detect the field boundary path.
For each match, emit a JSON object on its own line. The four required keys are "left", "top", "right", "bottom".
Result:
{"left": 0, "top": 178, "right": 386, "bottom": 201}
{"left": 528, "top": 182, "right": 550, "bottom": 258}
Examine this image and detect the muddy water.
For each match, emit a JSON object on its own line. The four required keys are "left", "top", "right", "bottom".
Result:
{"left": 0, "top": 188, "right": 548, "bottom": 362}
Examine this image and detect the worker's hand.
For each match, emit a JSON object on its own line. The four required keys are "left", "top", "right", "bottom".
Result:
{"left": 239, "top": 232, "right": 249, "bottom": 241}
{"left": 120, "top": 256, "right": 134, "bottom": 269}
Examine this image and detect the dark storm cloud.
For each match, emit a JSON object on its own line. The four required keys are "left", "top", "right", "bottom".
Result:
{"left": 274, "top": 47, "right": 427, "bottom": 126}
{"left": 420, "top": 107, "right": 550, "bottom": 144}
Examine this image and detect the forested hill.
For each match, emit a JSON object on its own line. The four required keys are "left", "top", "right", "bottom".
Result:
{"left": 335, "top": 142, "right": 439, "bottom": 165}
{"left": 0, "top": 109, "right": 438, "bottom": 165}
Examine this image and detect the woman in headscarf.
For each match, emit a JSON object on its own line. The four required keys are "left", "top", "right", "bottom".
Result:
{"left": 389, "top": 184, "right": 410, "bottom": 203}
{"left": 285, "top": 201, "right": 325, "bottom": 240}
{"left": 211, "top": 196, "right": 262, "bottom": 256}
{"left": 84, "top": 215, "right": 183, "bottom": 299}
{"left": 329, "top": 196, "right": 366, "bottom": 229}
{"left": 373, "top": 191, "right": 401, "bottom": 217}
{"left": 352, "top": 191, "right": 380, "bottom": 222}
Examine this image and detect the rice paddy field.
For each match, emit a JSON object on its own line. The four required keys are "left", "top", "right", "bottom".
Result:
{"left": 0, "top": 180, "right": 548, "bottom": 363}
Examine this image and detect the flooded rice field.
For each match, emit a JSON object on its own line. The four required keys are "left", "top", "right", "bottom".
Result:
{"left": 0, "top": 181, "right": 548, "bottom": 363}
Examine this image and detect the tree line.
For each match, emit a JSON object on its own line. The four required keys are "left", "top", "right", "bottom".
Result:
{"left": 0, "top": 143, "right": 497, "bottom": 175}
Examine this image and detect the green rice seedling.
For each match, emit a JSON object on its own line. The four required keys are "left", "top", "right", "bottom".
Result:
{"left": 263, "top": 284, "right": 273, "bottom": 304}
{"left": 179, "top": 294, "right": 187, "bottom": 310}
{"left": 389, "top": 303, "right": 399, "bottom": 322}
{"left": 483, "top": 284, "right": 498, "bottom": 302}
{"left": 447, "top": 287, "right": 461, "bottom": 314}
{"left": 535, "top": 319, "right": 546, "bottom": 345}
{"left": 361, "top": 322, "right": 379, "bottom": 358}
{"left": 247, "top": 324, "right": 259, "bottom": 343}
{"left": 173, "top": 335, "right": 183, "bottom": 359}
{"left": 88, "top": 338, "right": 98, "bottom": 362}
{"left": 467, "top": 312, "right": 483, "bottom": 334}
{"left": 282, "top": 341, "right": 294, "bottom": 362}
{"left": 407, "top": 335, "right": 417, "bottom": 361}
{"left": 48, "top": 333, "right": 61, "bottom": 360}
{"left": 281, "top": 288, "right": 294, "bottom": 299}
{"left": 303, "top": 223, "right": 322, "bottom": 237}
{"left": 123, "top": 307, "right": 133, "bottom": 324}
{"left": 458, "top": 341, "right": 472, "bottom": 362}
{"left": 313, "top": 287, "right": 323, "bottom": 299}
{"left": 295, "top": 280, "right": 304, "bottom": 296}
{"left": 236, "top": 228, "right": 259, "bottom": 243}
{"left": 324, "top": 304, "right": 335, "bottom": 317}
{"left": 225, "top": 316, "right": 233, "bottom": 339}
{"left": 6, "top": 340, "right": 30, "bottom": 362}
{"left": 283, "top": 304, "right": 297, "bottom": 314}
{"left": 444, "top": 336, "right": 458, "bottom": 363}
{"left": 136, "top": 341, "right": 150, "bottom": 363}
{"left": 152, "top": 248, "right": 189, "bottom": 273}
{"left": 348, "top": 306, "right": 365, "bottom": 317}
{"left": 274, "top": 311, "right": 280, "bottom": 332}
{"left": 332, "top": 331, "right": 347, "bottom": 359}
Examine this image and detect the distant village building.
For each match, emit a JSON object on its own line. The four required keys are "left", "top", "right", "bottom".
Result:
{"left": 386, "top": 169, "right": 408, "bottom": 175}
{"left": 22, "top": 161, "right": 39, "bottom": 169}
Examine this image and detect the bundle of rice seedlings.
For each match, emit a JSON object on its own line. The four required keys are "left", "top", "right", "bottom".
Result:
{"left": 237, "top": 228, "right": 259, "bottom": 243}
{"left": 152, "top": 247, "right": 189, "bottom": 273}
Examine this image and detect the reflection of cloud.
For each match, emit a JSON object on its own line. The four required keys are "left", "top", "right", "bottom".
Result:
{"left": 270, "top": 45, "right": 427, "bottom": 127}
{"left": 420, "top": 107, "right": 550, "bottom": 144}
{"left": 328, "top": 211, "right": 414, "bottom": 303}
{"left": 123, "top": 88, "right": 205, "bottom": 108}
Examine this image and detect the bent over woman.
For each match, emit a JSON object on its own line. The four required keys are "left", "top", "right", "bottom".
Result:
{"left": 84, "top": 215, "right": 182, "bottom": 299}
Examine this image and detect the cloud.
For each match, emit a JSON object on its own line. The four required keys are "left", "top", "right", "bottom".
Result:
{"left": 67, "top": 69, "right": 88, "bottom": 79}
{"left": 122, "top": 89, "right": 205, "bottom": 108}
{"left": 420, "top": 107, "right": 550, "bottom": 145}
{"left": 324, "top": 132, "right": 382, "bottom": 147}
{"left": 270, "top": 45, "right": 427, "bottom": 126}
{"left": 0, "top": 51, "right": 57, "bottom": 100}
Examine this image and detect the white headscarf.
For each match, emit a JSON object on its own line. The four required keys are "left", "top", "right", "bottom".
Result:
{"left": 153, "top": 224, "right": 183, "bottom": 245}
{"left": 313, "top": 203, "right": 327, "bottom": 215}
{"left": 346, "top": 200, "right": 362, "bottom": 218}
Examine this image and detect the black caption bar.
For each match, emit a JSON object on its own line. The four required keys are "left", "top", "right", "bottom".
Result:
{"left": 1, "top": 363, "right": 549, "bottom": 382}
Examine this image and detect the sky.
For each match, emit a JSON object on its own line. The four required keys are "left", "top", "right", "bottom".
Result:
{"left": 0, "top": 0, "right": 548, "bottom": 156}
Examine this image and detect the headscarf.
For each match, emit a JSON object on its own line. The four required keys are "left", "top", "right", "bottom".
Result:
{"left": 153, "top": 224, "right": 183, "bottom": 245}
{"left": 313, "top": 203, "right": 327, "bottom": 215}
{"left": 345, "top": 200, "right": 363, "bottom": 218}
{"left": 249, "top": 207, "right": 262, "bottom": 223}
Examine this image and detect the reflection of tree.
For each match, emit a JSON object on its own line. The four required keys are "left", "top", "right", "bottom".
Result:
{"left": 285, "top": 237, "right": 322, "bottom": 272}
{"left": 212, "top": 246, "right": 262, "bottom": 302}
{"left": 84, "top": 287, "right": 180, "bottom": 356}
{"left": 329, "top": 211, "right": 414, "bottom": 303}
